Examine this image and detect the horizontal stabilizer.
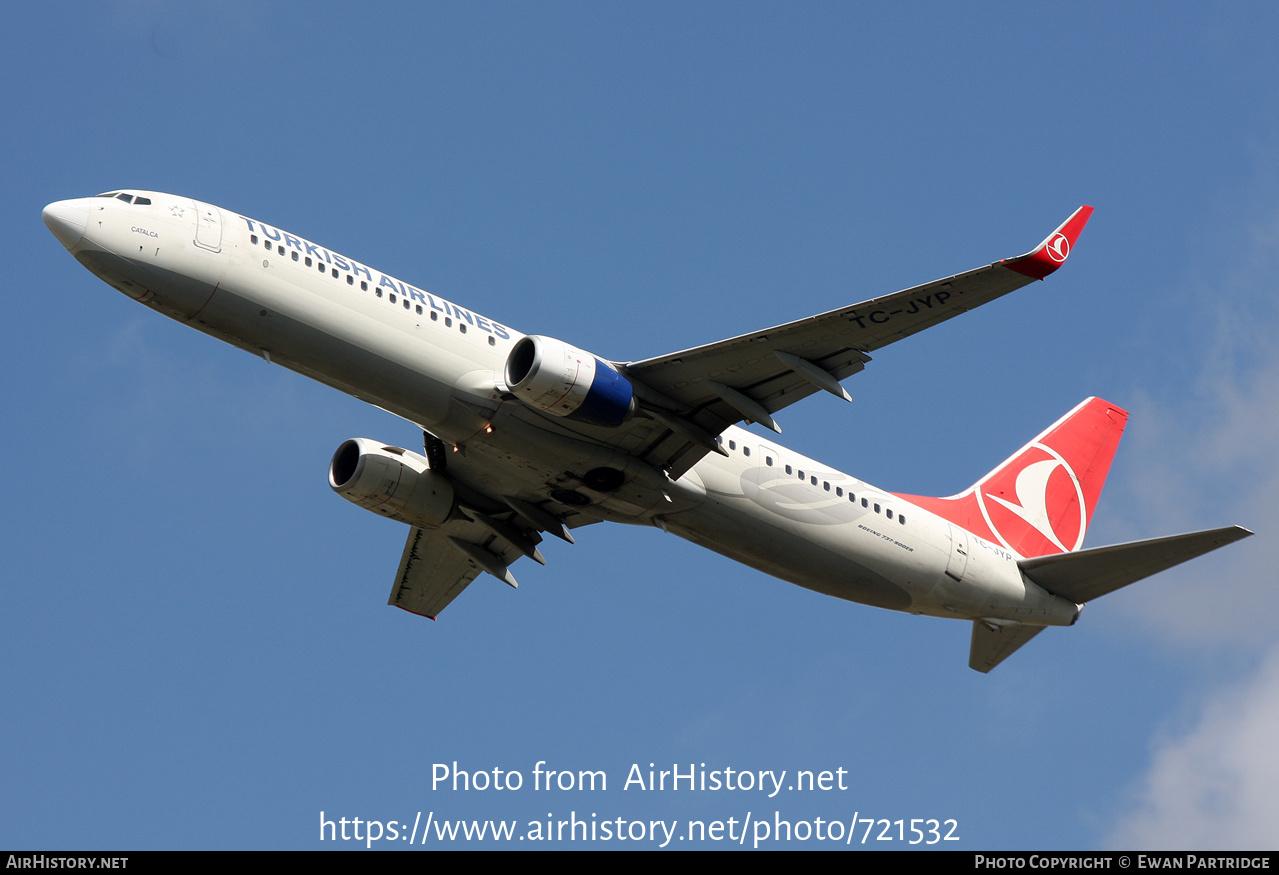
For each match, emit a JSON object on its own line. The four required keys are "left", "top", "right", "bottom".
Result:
{"left": 1019, "top": 526, "right": 1253, "bottom": 604}
{"left": 970, "top": 622, "right": 1046, "bottom": 673}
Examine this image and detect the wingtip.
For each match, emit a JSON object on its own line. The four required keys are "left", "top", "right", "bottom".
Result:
{"left": 394, "top": 604, "right": 439, "bottom": 621}
{"left": 1003, "top": 205, "right": 1094, "bottom": 280}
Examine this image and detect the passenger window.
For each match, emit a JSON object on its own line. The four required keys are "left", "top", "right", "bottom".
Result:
{"left": 836, "top": 487, "right": 843, "bottom": 496}
{"left": 899, "top": 515, "right": 906, "bottom": 525}
{"left": 766, "top": 456, "right": 773, "bottom": 466}
{"left": 264, "top": 240, "right": 271, "bottom": 250}
{"left": 861, "top": 498, "right": 868, "bottom": 508}
{"left": 874, "top": 504, "right": 880, "bottom": 513}
{"left": 277, "top": 245, "right": 285, "bottom": 256}
{"left": 488, "top": 336, "right": 495, "bottom": 346}
{"left": 305, "top": 257, "right": 312, "bottom": 267}
{"left": 785, "top": 465, "right": 792, "bottom": 474}
{"left": 445, "top": 317, "right": 452, "bottom": 327}
{"left": 331, "top": 268, "right": 338, "bottom": 278}
{"left": 403, "top": 299, "right": 410, "bottom": 309}
{"left": 347, "top": 275, "right": 354, "bottom": 285}
{"left": 459, "top": 322, "right": 466, "bottom": 332}
{"left": 811, "top": 476, "right": 817, "bottom": 486}
{"left": 729, "top": 440, "right": 736, "bottom": 450}
{"left": 361, "top": 281, "right": 368, "bottom": 291}
{"left": 250, "top": 235, "right": 258, "bottom": 244}
{"left": 291, "top": 251, "right": 298, "bottom": 262}
{"left": 823, "top": 481, "right": 829, "bottom": 491}
{"left": 886, "top": 509, "right": 893, "bottom": 520}
{"left": 415, "top": 305, "right": 422, "bottom": 314}
{"left": 431, "top": 311, "right": 438, "bottom": 321}
{"left": 743, "top": 447, "right": 750, "bottom": 456}
{"left": 390, "top": 293, "right": 397, "bottom": 304}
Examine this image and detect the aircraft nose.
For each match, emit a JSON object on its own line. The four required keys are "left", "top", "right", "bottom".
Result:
{"left": 43, "top": 199, "right": 89, "bottom": 250}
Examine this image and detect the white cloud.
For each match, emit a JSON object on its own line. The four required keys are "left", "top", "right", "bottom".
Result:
{"left": 1104, "top": 210, "right": 1279, "bottom": 648}
{"left": 1107, "top": 648, "right": 1279, "bottom": 850}
{"left": 1104, "top": 198, "right": 1279, "bottom": 850}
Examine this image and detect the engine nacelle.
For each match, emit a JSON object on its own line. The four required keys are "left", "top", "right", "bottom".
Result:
{"left": 328, "top": 438, "right": 455, "bottom": 528}
{"left": 504, "top": 335, "right": 636, "bottom": 427}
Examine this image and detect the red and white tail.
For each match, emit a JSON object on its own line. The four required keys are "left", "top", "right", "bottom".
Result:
{"left": 897, "top": 398, "right": 1128, "bottom": 558}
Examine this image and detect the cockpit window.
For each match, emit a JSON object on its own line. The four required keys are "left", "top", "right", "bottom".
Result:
{"left": 94, "top": 192, "right": 150, "bottom": 205}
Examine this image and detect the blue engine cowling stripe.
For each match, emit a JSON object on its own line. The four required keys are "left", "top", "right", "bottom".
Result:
{"left": 573, "top": 360, "right": 633, "bottom": 427}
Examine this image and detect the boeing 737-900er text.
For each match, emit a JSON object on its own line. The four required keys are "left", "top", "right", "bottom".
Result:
{"left": 43, "top": 191, "right": 1251, "bottom": 671}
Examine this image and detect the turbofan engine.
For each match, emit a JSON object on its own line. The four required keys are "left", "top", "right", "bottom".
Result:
{"left": 328, "top": 438, "right": 455, "bottom": 528}
{"left": 504, "top": 335, "right": 636, "bottom": 427}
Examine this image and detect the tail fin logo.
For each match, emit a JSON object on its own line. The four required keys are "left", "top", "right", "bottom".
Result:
{"left": 895, "top": 398, "right": 1126, "bottom": 559}
{"left": 1044, "top": 232, "right": 1071, "bottom": 263}
{"left": 977, "top": 443, "right": 1087, "bottom": 556}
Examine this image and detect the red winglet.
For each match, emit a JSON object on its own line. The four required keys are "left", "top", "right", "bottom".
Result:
{"left": 1002, "top": 205, "right": 1094, "bottom": 280}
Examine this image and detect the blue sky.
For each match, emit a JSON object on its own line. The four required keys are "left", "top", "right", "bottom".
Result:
{"left": 5, "top": 2, "right": 1279, "bottom": 850}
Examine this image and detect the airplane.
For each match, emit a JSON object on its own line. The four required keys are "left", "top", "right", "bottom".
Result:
{"left": 43, "top": 190, "right": 1251, "bottom": 672}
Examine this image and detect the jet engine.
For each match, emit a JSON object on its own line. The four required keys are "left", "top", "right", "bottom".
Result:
{"left": 328, "top": 438, "right": 454, "bottom": 528}
{"left": 504, "top": 335, "right": 635, "bottom": 427}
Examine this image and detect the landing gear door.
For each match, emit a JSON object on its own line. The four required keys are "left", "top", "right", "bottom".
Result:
{"left": 192, "top": 200, "right": 223, "bottom": 252}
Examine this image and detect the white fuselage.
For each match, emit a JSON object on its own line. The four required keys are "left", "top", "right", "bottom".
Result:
{"left": 46, "top": 191, "right": 1080, "bottom": 627}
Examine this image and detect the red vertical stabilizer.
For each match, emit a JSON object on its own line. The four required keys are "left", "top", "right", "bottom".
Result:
{"left": 896, "top": 398, "right": 1128, "bottom": 558}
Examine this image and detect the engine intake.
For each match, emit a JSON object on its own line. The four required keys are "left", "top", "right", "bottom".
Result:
{"left": 329, "top": 438, "right": 454, "bottom": 528}
{"left": 505, "top": 335, "right": 635, "bottom": 427}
